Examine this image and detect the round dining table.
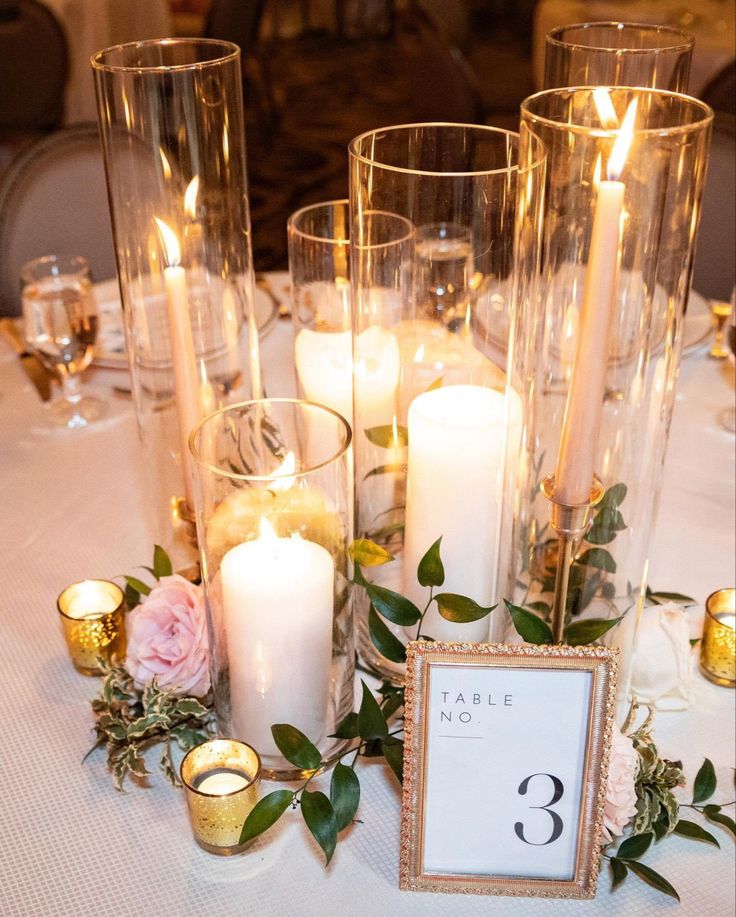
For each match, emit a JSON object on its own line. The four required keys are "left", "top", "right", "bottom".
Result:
{"left": 0, "top": 277, "right": 734, "bottom": 915}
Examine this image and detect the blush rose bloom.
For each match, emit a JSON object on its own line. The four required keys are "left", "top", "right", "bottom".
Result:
{"left": 601, "top": 722, "right": 640, "bottom": 845}
{"left": 125, "top": 574, "right": 210, "bottom": 697}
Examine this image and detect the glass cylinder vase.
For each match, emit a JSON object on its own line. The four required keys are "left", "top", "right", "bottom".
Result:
{"left": 349, "top": 123, "right": 545, "bottom": 681}
{"left": 506, "top": 88, "right": 712, "bottom": 714}
{"left": 93, "top": 39, "right": 261, "bottom": 565}
{"left": 544, "top": 22, "right": 694, "bottom": 91}
{"left": 189, "top": 399, "right": 353, "bottom": 779}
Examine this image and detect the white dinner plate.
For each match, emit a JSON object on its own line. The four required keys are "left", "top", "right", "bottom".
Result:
{"left": 93, "top": 278, "right": 280, "bottom": 369}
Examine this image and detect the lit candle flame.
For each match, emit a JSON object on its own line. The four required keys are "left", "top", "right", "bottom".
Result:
{"left": 154, "top": 217, "right": 181, "bottom": 267}
{"left": 593, "top": 154, "right": 602, "bottom": 190}
{"left": 413, "top": 343, "right": 425, "bottom": 363}
{"left": 270, "top": 451, "right": 296, "bottom": 492}
{"left": 607, "top": 100, "right": 638, "bottom": 181}
{"left": 159, "top": 147, "right": 172, "bottom": 181}
{"left": 184, "top": 175, "right": 200, "bottom": 219}
{"left": 258, "top": 516, "right": 278, "bottom": 543}
{"left": 593, "top": 88, "right": 619, "bottom": 130}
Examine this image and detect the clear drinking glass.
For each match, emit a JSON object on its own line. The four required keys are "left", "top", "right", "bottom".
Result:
{"left": 544, "top": 22, "right": 694, "bottom": 91}
{"left": 21, "top": 254, "right": 106, "bottom": 428}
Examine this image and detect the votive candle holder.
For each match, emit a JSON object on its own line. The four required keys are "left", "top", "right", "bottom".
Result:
{"left": 57, "top": 579, "right": 125, "bottom": 674}
{"left": 180, "top": 738, "right": 262, "bottom": 855}
{"left": 700, "top": 589, "right": 736, "bottom": 687}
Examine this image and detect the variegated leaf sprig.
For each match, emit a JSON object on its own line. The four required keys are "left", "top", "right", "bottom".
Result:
{"left": 88, "top": 659, "right": 215, "bottom": 790}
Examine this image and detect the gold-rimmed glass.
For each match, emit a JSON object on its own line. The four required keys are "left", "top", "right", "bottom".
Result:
{"left": 700, "top": 589, "right": 736, "bottom": 687}
{"left": 57, "top": 579, "right": 125, "bottom": 674}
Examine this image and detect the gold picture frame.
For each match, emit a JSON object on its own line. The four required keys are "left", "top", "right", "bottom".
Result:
{"left": 400, "top": 642, "right": 618, "bottom": 899}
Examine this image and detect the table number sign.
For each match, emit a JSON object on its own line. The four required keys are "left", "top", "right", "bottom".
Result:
{"left": 400, "top": 642, "right": 618, "bottom": 899}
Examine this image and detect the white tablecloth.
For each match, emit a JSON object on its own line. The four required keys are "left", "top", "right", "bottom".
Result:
{"left": 0, "top": 288, "right": 734, "bottom": 915}
{"left": 41, "top": 0, "right": 172, "bottom": 124}
{"left": 532, "top": 0, "right": 736, "bottom": 93}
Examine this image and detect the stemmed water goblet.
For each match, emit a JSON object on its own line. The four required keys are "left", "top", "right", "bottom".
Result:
{"left": 21, "top": 254, "right": 107, "bottom": 429}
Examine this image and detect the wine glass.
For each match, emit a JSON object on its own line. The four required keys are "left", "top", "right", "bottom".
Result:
{"left": 21, "top": 255, "right": 107, "bottom": 428}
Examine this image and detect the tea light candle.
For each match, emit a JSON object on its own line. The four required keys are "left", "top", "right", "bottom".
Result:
{"left": 220, "top": 519, "right": 334, "bottom": 761}
{"left": 402, "top": 384, "right": 511, "bottom": 642}
{"left": 57, "top": 580, "right": 125, "bottom": 674}
{"left": 180, "top": 739, "right": 261, "bottom": 855}
{"left": 701, "top": 588, "right": 736, "bottom": 687}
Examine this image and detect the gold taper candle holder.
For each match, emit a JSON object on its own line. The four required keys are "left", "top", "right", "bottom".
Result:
{"left": 57, "top": 579, "right": 126, "bottom": 674}
{"left": 180, "top": 739, "right": 262, "bottom": 856}
{"left": 700, "top": 589, "right": 736, "bottom": 687}
{"left": 541, "top": 474, "right": 605, "bottom": 643}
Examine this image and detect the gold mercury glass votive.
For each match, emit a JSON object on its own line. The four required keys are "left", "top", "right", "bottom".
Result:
{"left": 700, "top": 589, "right": 736, "bottom": 687}
{"left": 57, "top": 579, "right": 126, "bottom": 674}
{"left": 180, "top": 739, "right": 262, "bottom": 855}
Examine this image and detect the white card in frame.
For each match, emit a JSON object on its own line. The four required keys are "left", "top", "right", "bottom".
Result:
{"left": 400, "top": 641, "right": 618, "bottom": 899}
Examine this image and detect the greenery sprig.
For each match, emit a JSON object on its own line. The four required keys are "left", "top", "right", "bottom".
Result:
{"left": 238, "top": 679, "right": 404, "bottom": 864}
{"left": 88, "top": 660, "right": 214, "bottom": 790}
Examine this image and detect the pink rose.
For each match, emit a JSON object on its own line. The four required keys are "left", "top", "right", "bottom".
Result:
{"left": 125, "top": 574, "right": 210, "bottom": 697}
{"left": 601, "top": 722, "right": 639, "bottom": 845}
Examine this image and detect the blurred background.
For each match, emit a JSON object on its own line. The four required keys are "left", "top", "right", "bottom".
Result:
{"left": 0, "top": 0, "right": 733, "bottom": 273}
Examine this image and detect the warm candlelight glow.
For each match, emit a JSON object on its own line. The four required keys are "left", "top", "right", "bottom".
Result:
{"left": 608, "top": 100, "right": 638, "bottom": 181}
{"left": 593, "top": 88, "right": 618, "bottom": 130}
{"left": 154, "top": 217, "right": 182, "bottom": 267}
{"left": 269, "top": 452, "right": 297, "bottom": 492}
{"left": 159, "top": 147, "right": 172, "bottom": 181}
{"left": 184, "top": 176, "right": 200, "bottom": 219}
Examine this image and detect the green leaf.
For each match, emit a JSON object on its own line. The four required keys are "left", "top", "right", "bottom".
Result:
{"left": 505, "top": 600, "right": 553, "bottom": 645}
{"left": 647, "top": 589, "right": 696, "bottom": 605}
{"left": 382, "top": 735, "right": 404, "bottom": 784}
{"left": 357, "top": 680, "right": 388, "bottom": 741}
{"left": 610, "top": 858, "right": 628, "bottom": 890}
{"left": 576, "top": 548, "right": 617, "bottom": 573}
{"left": 368, "top": 607, "right": 407, "bottom": 664}
{"left": 170, "top": 726, "right": 207, "bottom": 751}
{"left": 381, "top": 690, "right": 405, "bottom": 721}
{"left": 330, "top": 762, "right": 361, "bottom": 831}
{"left": 366, "top": 583, "right": 421, "bottom": 626}
{"left": 435, "top": 593, "right": 496, "bottom": 623}
{"left": 271, "top": 724, "right": 322, "bottom": 771}
{"left": 526, "top": 601, "right": 551, "bottom": 615}
{"left": 124, "top": 582, "right": 142, "bottom": 608}
{"left": 329, "top": 712, "right": 359, "bottom": 740}
{"left": 348, "top": 539, "right": 394, "bottom": 567}
{"left": 625, "top": 861, "right": 680, "bottom": 901}
{"left": 174, "top": 698, "right": 209, "bottom": 718}
{"left": 693, "top": 758, "right": 717, "bottom": 804}
{"left": 301, "top": 790, "right": 338, "bottom": 865}
{"left": 673, "top": 819, "right": 720, "bottom": 847}
{"left": 602, "top": 581, "right": 616, "bottom": 600}
{"left": 564, "top": 616, "right": 622, "bottom": 646}
{"left": 364, "top": 424, "right": 408, "bottom": 448}
{"left": 239, "top": 789, "right": 293, "bottom": 845}
{"left": 125, "top": 747, "right": 149, "bottom": 778}
{"left": 599, "top": 482, "right": 627, "bottom": 511}
{"left": 364, "top": 463, "right": 407, "bottom": 480}
{"left": 616, "top": 831, "right": 653, "bottom": 860}
{"left": 153, "top": 544, "right": 173, "bottom": 579}
{"left": 417, "top": 537, "right": 445, "bottom": 588}
{"left": 123, "top": 575, "right": 151, "bottom": 597}
{"left": 704, "top": 811, "right": 736, "bottom": 836}
{"left": 126, "top": 713, "right": 169, "bottom": 738}
{"left": 587, "top": 508, "right": 626, "bottom": 545}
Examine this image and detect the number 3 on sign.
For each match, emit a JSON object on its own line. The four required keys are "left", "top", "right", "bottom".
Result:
{"left": 400, "top": 642, "right": 618, "bottom": 899}
{"left": 515, "top": 773, "right": 565, "bottom": 846}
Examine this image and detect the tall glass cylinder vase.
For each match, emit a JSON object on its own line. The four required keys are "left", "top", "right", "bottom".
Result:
{"left": 349, "top": 123, "right": 545, "bottom": 681}
{"left": 544, "top": 22, "right": 694, "bottom": 91}
{"left": 506, "top": 88, "right": 712, "bottom": 714}
{"left": 189, "top": 399, "right": 353, "bottom": 779}
{"left": 93, "top": 40, "right": 261, "bottom": 565}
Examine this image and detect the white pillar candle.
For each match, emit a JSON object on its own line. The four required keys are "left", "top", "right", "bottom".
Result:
{"left": 155, "top": 217, "right": 201, "bottom": 509}
{"left": 402, "top": 384, "right": 509, "bottom": 642}
{"left": 220, "top": 519, "right": 334, "bottom": 759}
{"left": 295, "top": 328, "right": 353, "bottom": 424}
{"left": 554, "top": 98, "right": 637, "bottom": 505}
